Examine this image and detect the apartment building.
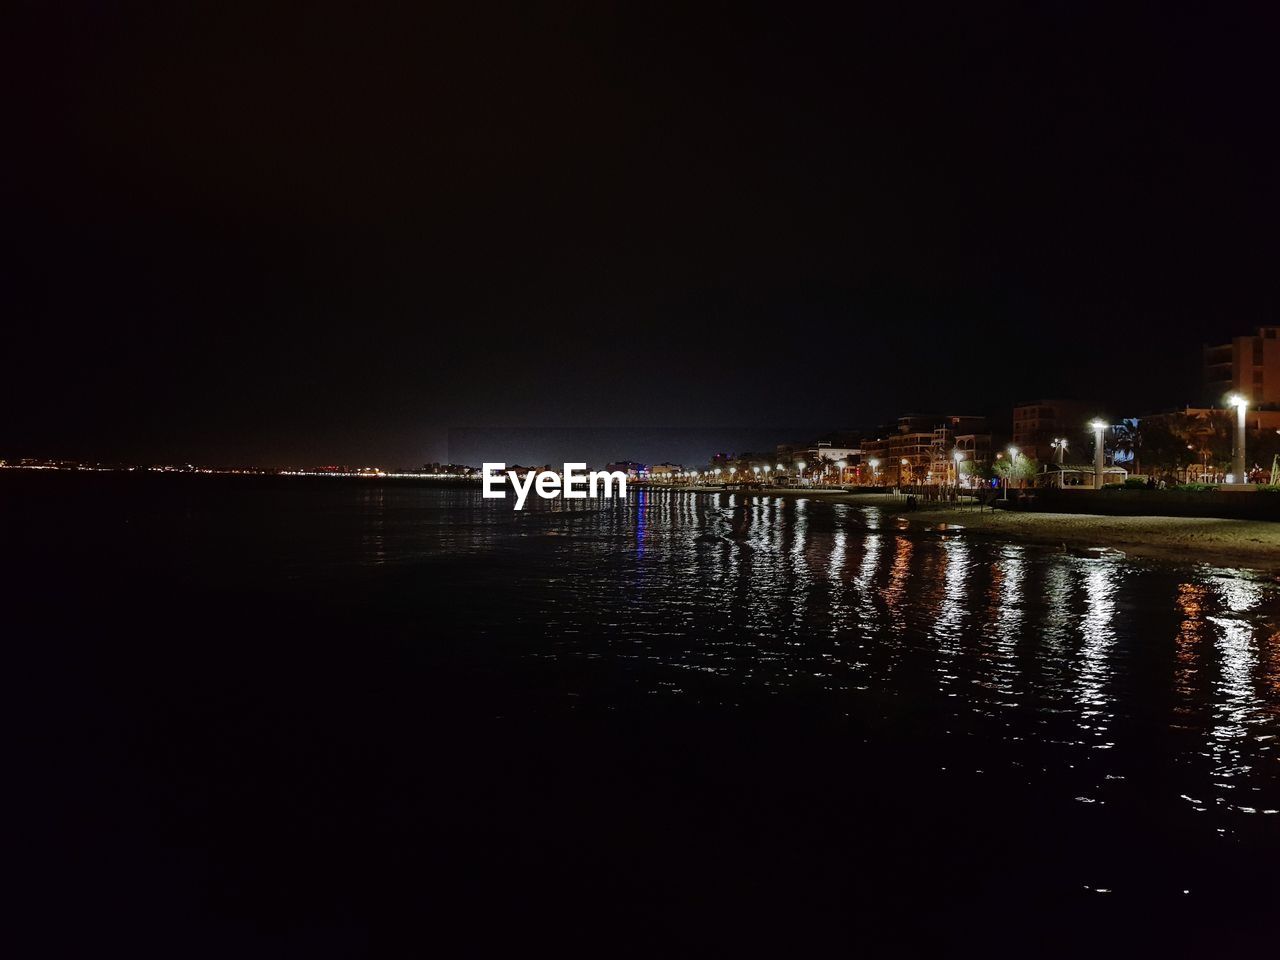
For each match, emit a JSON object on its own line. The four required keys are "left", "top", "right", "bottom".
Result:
{"left": 1204, "top": 326, "right": 1280, "bottom": 406}
{"left": 1012, "top": 399, "right": 1093, "bottom": 462}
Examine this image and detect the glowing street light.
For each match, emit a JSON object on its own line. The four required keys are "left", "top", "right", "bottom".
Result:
{"left": 1228, "top": 393, "right": 1248, "bottom": 484}
{"left": 1089, "top": 419, "right": 1108, "bottom": 489}
{"left": 1050, "top": 437, "right": 1068, "bottom": 465}
{"left": 796, "top": 460, "right": 806, "bottom": 484}
{"left": 952, "top": 449, "right": 963, "bottom": 486}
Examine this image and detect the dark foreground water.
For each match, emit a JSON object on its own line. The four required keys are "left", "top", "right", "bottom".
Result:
{"left": 6, "top": 474, "right": 1280, "bottom": 953}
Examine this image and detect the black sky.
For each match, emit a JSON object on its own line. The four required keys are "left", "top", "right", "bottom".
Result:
{"left": 5, "top": 2, "right": 1278, "bottom": 466}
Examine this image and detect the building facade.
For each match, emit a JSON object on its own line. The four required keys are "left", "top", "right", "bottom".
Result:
{"left": 1012, "top": 399, "right": 1093, "bottom": 463}
{"left": 1204, "top": 326, "right": 1280, "bottom": 407}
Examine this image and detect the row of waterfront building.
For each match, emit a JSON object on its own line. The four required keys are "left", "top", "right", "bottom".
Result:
{"left": 409, "top": 326, "right": 1279, "bottom": 488}
{"left": 633, "top": 325, "right": 1280, "bottom": 487}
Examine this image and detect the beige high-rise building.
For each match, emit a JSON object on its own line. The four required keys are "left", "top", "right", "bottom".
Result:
{"left": 1204, "top": 326, "right": 1280, "bottom": 406}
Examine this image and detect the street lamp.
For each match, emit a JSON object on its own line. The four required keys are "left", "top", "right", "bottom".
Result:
{"left": 999, "top": 447, "right": 1018, "bottom": 500}
{"left": 1050, "top": 437, "right": 1068, "bottom": 465}
{"left": 835, "top": 459, "right": 846, "bottom": 485}
{"left": 1089, "top": 419, "right": 1108, "bottom": 490}
{"left": 869, "top": 458, "right": 880, "bottom": 484}
{"left": 1228, "top": 393, "right": 1248, "bottom": 484}
{"left": 796, "top": 460, "right": 806, "bottom": 484}
{"left": 952, "top": 449, "right": 963, "bottom": 487}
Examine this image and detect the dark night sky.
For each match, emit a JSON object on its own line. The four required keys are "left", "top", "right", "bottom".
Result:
{"left": 5, "top": 2, "right": 1278, "bottom": 467}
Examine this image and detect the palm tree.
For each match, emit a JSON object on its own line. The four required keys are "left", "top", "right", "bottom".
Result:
{"left": 1112, "top": 418, "right": 1143, "bottom": 475}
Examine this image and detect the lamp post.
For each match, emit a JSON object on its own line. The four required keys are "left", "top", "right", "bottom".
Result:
{"left": 1003, "top": 446, "right": 1018, "bottom": 500}
{"left": 796, "top": 460, "right": 806, "bottom": 485}
{"left": 1228, "top": 394, "right": 1248, "bottom": 484}
{"left": 952, "top": 449, "right": 963, "bottom": 488}
{"left": 835, "top": 459, "right": 847, "bottom": 486}
{"left": 1089, "top": 419, "right": 1108, "bottom": 490}
{"left": 869, "top": 458, "right": 880, "bottom": 485}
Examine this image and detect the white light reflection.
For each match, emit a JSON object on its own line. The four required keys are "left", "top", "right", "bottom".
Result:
{"left": 932, "top": 535, "right": 970, "bottom": 692}
{"left": 789, "top": 498, "right": 812, "bottom": 630}
{"left": 1206, "top": 574, "right": 1266, "bottom": 794}
{"left": 855, "top": 524, "right": 882, "bottom": 635}
{"left": 991, "top": 545, "right": 1026, "bottom": 698}
{"left": 1077, "top": 559, "right": 1120, "bottom": 741}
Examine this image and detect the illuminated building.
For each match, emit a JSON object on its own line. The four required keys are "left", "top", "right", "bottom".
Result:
{"left": 1204, "top": 326, "right": 1280, "bottom": 406}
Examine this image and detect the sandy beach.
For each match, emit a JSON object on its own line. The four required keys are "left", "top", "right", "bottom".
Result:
{"left": 900, "top": 505, "right": 1280, "bottom": 569}
{"left": 651, "top": 485, "right": 1280, "bottom": 569}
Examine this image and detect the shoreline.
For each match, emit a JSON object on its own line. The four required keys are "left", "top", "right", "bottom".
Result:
{"left": 903, "top": 506, "right": 1280, "bottom": 570}
{"left": 642, "top": 485, "right": 1280, "bottom": 570}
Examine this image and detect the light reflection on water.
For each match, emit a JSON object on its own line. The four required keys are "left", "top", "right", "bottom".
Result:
{"left": 341, "top": 486, "right": 1280, "bottom": 831}
{"left": 454, "top": 489, "right": 1280, "bottom": 829}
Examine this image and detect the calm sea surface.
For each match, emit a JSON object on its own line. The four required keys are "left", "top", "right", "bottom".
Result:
{"left": 7, "top": 474, "right": 1280, "bottom": 951}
